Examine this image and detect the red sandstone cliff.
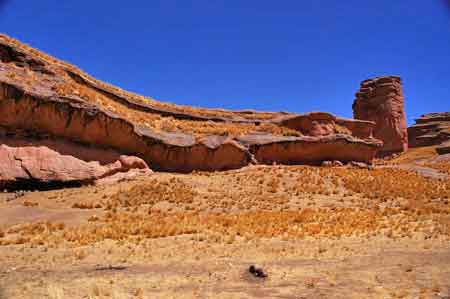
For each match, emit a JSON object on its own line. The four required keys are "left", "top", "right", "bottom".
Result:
{"left": 0, "top": 34, "right": 382, "bottom": 188}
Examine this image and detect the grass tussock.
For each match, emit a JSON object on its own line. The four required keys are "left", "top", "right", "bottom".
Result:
{"left": 106, "top": 178, "right": 197, "bottom": 209}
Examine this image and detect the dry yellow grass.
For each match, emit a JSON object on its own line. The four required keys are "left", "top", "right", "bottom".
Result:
{"left": 52, "top": 80, "right": 301, "bottom": 137}
{"left": 388, "top": 146, "right": 438, "bottom": 164}
{"left": 2, "top": 205, "right": 449, "bottom": 247}
{"left": 0, "top": 165, "right": 450, "bottom": 298}
{"left": 1, "top": 166, "right": 449, "bottom": 248}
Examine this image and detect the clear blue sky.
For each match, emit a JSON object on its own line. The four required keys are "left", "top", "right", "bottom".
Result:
{"left": 1, "top": 1, "right": 449, "bottom": 124}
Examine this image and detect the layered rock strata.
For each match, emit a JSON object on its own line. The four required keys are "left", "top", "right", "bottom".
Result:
{"left": 408, "top": 113, "right": 450, "bottom": 148}
{"left": 0, "top": 34, "right": 383, "bottom": 188}
{"left": 353, "top": 76, "right": 408, "bottom": 156}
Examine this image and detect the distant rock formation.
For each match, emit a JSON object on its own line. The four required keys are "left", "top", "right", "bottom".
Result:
{"left": 353, "top": 76, "right": 408, "bottom": 156}
{"left": 408, "top": 112, "right": 450, "bottom": 148}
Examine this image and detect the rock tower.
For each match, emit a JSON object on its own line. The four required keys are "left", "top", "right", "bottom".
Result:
{"left": 353, "top": 76, "right": 408, "bottom": 156}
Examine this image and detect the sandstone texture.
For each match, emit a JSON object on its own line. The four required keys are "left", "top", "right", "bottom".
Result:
{"left": 237, "top": 134, "right": 380, "bottom": 166}
{"left": 0, "top": 134, "right": 151, "bottom": 189}
{"left": 274, "top": 112, "right": 338, "bottom": 136}
{"left": 353, "top": 76, "right": 408, "bottom": 156}
{"left": 0, "top": 34, "right": 383, "bottom": 188}
{"left": 408, "top": 112, "right": 450, "bottom": 148}
{"left": 274, "top": 112, "right": 377, "bottom": 140}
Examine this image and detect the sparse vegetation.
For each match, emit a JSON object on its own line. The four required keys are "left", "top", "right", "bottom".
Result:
{"left": 1, "top": 166, "right": 449, "bottom": 248}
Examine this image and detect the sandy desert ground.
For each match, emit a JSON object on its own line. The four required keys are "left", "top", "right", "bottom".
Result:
{"left": 1, "top": 148, "right": 450, "bottom": 298}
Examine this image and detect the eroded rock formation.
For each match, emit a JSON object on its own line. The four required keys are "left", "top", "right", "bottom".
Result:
{"left": 0, "top": 34, "right": 383, "bottom": 188}
{"left": 408, "top": 112, "right": 450, "bottom": 148}
{"left": 275, "top": 112, "right": 377, "bottom": 140}
{"left": 0, "top": 133, "right": 151, "bottom": 190}
{"left": 353, "top": 76, "right": 408, "bottom": 156}
{"left": 237, "top": 134, "right": 381, "bottom": 166}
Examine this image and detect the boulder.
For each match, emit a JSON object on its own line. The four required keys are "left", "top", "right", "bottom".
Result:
{"left": 0, "top": 135, "right": 151, "bottom": 190}
{"left": 353, "top": 76, "right": 408, "bottom": 156}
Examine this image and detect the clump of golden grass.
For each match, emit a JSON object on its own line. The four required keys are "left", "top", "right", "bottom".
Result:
{"left": 105, "top": 178, "right": 197, "bottom": 210}
{"left": 22, "top": 200, "right": 39, "bottom": 207}
{"left": 72, "top": 201, "right": 102, "bottom": 209}
{"left": 334, "top": 124, "right": 352, "bottom": 135}
{"left": 47, "top": 284, "right": 64, "bottom": 299}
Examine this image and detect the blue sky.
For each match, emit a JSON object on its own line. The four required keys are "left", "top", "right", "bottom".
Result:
{"left": 1, "top": 1, "right": 449, "bottom": 124}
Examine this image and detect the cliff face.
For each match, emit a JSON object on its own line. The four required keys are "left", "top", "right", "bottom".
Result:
{"left": 353, "top": 76, "right": 408, "bottom": 156}
{"left": 408, "top": 112, "right": 450, "bottom": 149}
{"left": 0, "top": 34, "right": 382, "bottom": 188}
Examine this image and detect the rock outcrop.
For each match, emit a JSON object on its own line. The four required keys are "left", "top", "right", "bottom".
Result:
{"left": 237, "top": 134, "right": 381, "bottom": 166}
{"left": 0, "top": 133, "right": 151, "bottom": 190}
{"left": 353, "top": 76, "right": 408, "bottom": 156}
{"left": 274, "top": 112, "right": 377, "bottom": 140}
{"left": 0, "top": 82, "right": 252, "bottom": 173}
{"left": 335, "top": 117, "right": 376, "bottom": 140}
{"left": 408, "top": 113, "right": 450, "bottom": 148}
{"left": 274, "top": 112, "right": 338, "bottom": 136}
{"left": 0, "top": 34, "right": 384, "bottom": 188}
